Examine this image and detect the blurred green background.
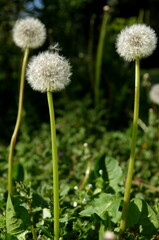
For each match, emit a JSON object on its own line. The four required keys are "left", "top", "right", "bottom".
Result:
{"left": 0, "top": 0, "right": 159, "bottom": 144}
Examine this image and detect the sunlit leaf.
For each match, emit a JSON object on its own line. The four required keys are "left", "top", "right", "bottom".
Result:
{"left": 127, "top": 198, "right": 159, "bottom": 235}
{"left": 79, "top": 193, "right": 121, "bottom": 222}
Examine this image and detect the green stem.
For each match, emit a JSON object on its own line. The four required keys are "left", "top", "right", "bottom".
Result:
{"left": 98, "top": 224, "right": 105, "bottom": 240}
{"left": 32, "top": 225, "right": 37, "bottom": 240}
{"left": 79, "top": 159, "right": 91, "bottom": 190}
{"left": 28, "top": 198, "right": 37, "bottom": 240}
{"left": 8, "top": 47, "right": 29, "bottom": 195}
{"left": 157, "top": 108, "right": 159, "bottom": 161}
{"left": 138, "top": 9, "right": 144, "bottom": 23}
{"left": 47, "top": 91, "right": 59, "bottom": 240}
{"left": 88, "top": 14, "right": 96, "bottom": 89}
{"left": 120, "top": 57, "right": 140, "bottom": 233}
{"left": 94, "top": 11, "right": 110, "bottom": 105}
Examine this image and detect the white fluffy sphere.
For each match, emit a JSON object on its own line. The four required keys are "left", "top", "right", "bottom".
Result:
{"left": 116, "top": 24, "right": 157, "bottom": 61}
{"left": 12, "top": 17, "right": 46, "bottom": 49}
{"left": 149, "top": 84, "right": 159, "bottom": 105}
{"left": 26, "top": 51, "right": 71, "bottom": 92}
{"left": 103, "top": 231, "right": 116, "bottom": 240}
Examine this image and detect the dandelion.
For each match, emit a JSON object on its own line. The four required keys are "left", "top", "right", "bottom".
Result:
{"left": 26, "top": 51, "right": 71, "bottom": 92}
{"left": 13, "top": 17, "right": 46, "bottom": 49}
{"left": 103, "top": 5, "right": 110, "bottom": 12}
{"left": 8, "top": 18, "right": 46, "bottom": 196}
{"left": 26, "top": 46, "right": 71, "bottom": 240}
{"left": 149, "top": 84, "right": 159, "bottom": 105}
{"left": 103, "top": 231, "right": 116, "bottom": 240}
{"left": 116, "top": 24, "right": 157, "bottom": 62}
{"left": 116, "top": 24, "right": 157, "bottom": 233}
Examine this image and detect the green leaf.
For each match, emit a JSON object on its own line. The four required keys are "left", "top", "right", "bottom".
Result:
{"left": 40, "top": 226, "right": 53, "bottom": 239}
{"left": 32, "top": 193, "right": 48, "bottom": 208}
{"left": 79, "top": 193, "right": 121, "bottom": 222}
{"left": 126, "top": 198, "right": 141, "bottom": 228}
{"left": 60, "top": 182, "right": 70, "bottom": 197}
{"left": 7, "top": 231, "right": 29, "bottom": 240}
{"left": 105, "top": 156, "right": 123, "bottom": 193}
{"left": 94, "top": 154, "right": 107, "bottom": 178}
{"left": 6, "top": 195, "right": 23, "bottom": 235}
{"left": 94, "top": 155, "right": 123, "bottom": 193}
{"left": 127, "top": 198, "right": 159, "bottom": 236}
{"left": 6, "top": 195, "right": 31, "bottom": 236}
{"left": 13, "top": 163, "right": 24, "bottom": 182}
{"left": 6, "top": 234, "right": 18, "bottom": 240}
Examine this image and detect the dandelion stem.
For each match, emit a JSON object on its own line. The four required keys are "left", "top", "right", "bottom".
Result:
{"left": 47, "top": 91, "right": 59, "bottom": 240}
{"left": 120, "top": 57, "right": 140, "bottom": 233}
{"left": 8, "top": 47, "right": 29, "bottom": 195}
{"left": 94, "top": 10, "right": 110, "bottom": 105}
{"left": 79, "top": 159, "right": 91, "bottom": 190}
{"left": 88, "top": 14, "right": 96, "bottom": 89}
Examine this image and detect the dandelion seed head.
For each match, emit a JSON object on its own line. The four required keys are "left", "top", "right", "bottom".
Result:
{"left": 103, "top": 5, "right": 110, "bottom": 12}
{"left": 103, "top": 231, "right": 116, "bottom": 240}
{"left": 13, "top": 17, "right": 46, "bottom": 49}
{"left": 26, "top": 50, "right": 71, "bottom": 92}
{"left": 149, "top": 84, "right": 159, "bottom": 105}
{"left": 116, "top": 24, "right": 157, "bottom": 61}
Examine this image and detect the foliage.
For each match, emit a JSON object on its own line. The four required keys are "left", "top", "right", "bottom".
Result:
{"left": 1, "top": 96, "right": 159, "bottom": 239}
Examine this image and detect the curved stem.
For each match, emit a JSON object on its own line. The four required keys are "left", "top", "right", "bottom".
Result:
{"left": 120, "top": 57, "right": 140, "bottom": 233}
{"left": 8, "top": 47, "right": 29, "bottom": 195}
{"left": 47, "top": 91, "right": 59, "bottom": 240}
{"left": 94, "top": 11, "right": 110, "bottom": 105}
{"left": 79, "top": 159, "right": 91, "bottom": 190}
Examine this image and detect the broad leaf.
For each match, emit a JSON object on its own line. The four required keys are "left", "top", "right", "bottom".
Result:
{"left": 6, "top": 195, "right": 31, "bottom": 237}
{"left": 6, "top": 195, "right": 23, "bottom": 235}
{"left": 79, "top": 193, "right": 121, "bottom": 222}
{"left": 13, "top": 163, "right": 24, "bottom": 182}
{"left": 105, "top": 156, "right": 123, "bottom": 193}
{"left": 32, "top": 193, "right": 48, "bottom": 208}
{"left": 7, "top": 231, "right": 29, "bottom": 240}
{"left": 94, "top": 155, "right": 123, "bottom": 193}
{"left": 127, "top": 198, "right": 159, "bottom": 236}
